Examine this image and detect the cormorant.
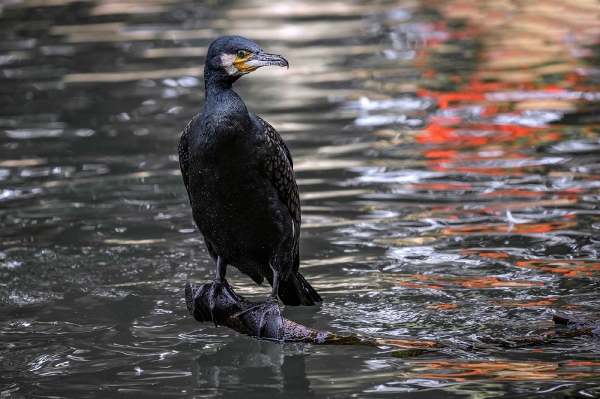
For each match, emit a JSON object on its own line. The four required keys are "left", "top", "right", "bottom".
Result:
{"left": 179, "top": 35, "right": 322, "bottom": 335}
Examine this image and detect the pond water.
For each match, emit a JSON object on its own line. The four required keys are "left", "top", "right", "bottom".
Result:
{"left": 1, "top": 0, "right": 599, "bottom": 398}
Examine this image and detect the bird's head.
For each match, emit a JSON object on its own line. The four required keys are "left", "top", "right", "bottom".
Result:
{"left": 204, "top": 35, "right": 289, "bottom": 84}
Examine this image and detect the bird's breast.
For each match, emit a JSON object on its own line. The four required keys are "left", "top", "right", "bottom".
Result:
{"left": 188, "top": 123, "right": 275, "bottom": 221}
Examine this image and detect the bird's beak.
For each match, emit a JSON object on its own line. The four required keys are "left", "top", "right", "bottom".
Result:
{"left": 239, "top": 51, "right": 289, "bottom": 71}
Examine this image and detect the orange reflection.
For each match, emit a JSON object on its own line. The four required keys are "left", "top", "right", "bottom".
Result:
{"left": 398, "top": 282, "right": 444, "bottom": 290}
{"left": 516, "top": 260, "right": 600, "bottom": 277}
{"left": 479, "top": 189, "right": 544, "bottom": 198}
{"left": 376, "top": 339, "right": 438, "bottom": 349}
{"left": 427, "top": 303, "right": 459, "bottom": 310}
{"left": 441, "top": 221, "right": 577, "bottom": 235}
{"left": 493, "top": 298, "right": 558, "bottom": 307}
{"left": 417, "top": 123, "right": 542, "bottom": 146}
{"left": 408, "top": 183, "right": 472, "bottom": 190}
{"left": 413, "top": 0, "right": 600, "bottom": 183}
{"left": 400, "top": 274, "right": 543, "bottom": 289}
{"left": 460, "top": 251, "right": 509, "bottom": 259}
{"left": 403, "top": 360, "right": 600, "bottom": 381}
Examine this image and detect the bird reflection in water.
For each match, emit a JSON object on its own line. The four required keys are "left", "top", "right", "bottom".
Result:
{"left": 191, "top": 338, "right": 316, "bottom": 399}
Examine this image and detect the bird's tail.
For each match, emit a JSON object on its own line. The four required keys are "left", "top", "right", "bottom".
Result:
{"left": 276, "top": 271, "right": 322, "bottom": 306}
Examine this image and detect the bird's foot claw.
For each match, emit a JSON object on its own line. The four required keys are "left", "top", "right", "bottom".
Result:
{"left": 207, "top": 278, "right": 243, "bottom": 326}
{"left": 236, "top": 298, "right": 283, "bottom": 341}
{"left": 185, "top": 281, "right": 243, "bottom": 325}
{"left": 186, "top": 282, "right": 211, "bottom": 323}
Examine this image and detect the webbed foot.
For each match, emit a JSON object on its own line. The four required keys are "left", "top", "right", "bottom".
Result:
{"left": 185, "top": 281, "right": 243, "bottom": 325}
{"left": 236, "top": 298, "right": 283, "bottom": 341}
{"left": 207, "top": 278, "right": 244, "bottom": 326}
{"left": 186, "top": 282, "right": 210, "bottom": 323}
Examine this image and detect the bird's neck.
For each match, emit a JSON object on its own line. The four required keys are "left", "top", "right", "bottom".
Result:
{"left": 203, "top": 72, "right": 250, "bottom": 127}
{"left": 205, "top": 71, "right": 234, "bottom": 96}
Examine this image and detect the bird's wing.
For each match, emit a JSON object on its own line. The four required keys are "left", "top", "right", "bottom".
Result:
{"left": 254, "top": 114, "right": 300, "bottom": 225}
{"left": 178, "top": 120, "right": 192, "bottom": 199}
{"left": 254, "top": 115, "right": 301, "bottom": 269}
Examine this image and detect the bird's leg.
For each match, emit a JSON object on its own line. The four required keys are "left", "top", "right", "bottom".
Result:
{"left": 267, "top": 270, "right": 280, "bottom": 302}
{"left": 206, "top": 257, "right": 243, "bottom": 326}
{"left": 236, "top": 268, "right": 283, "bottom": 340}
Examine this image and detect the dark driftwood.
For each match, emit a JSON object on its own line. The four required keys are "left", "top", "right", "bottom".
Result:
{"left": 553, "top": 311, "right": 600, "bottom": 335}
{"left": 185, "top": 282, "right": 438, "bottom": 349}
{"left": 185, "top": 282, "right": 598, "bottom": 352}
{"left": 459, "top": 312, "right": 600, "bottom": 350}
{"left": 185, "top": 282, "right": 369, "bottom": 344}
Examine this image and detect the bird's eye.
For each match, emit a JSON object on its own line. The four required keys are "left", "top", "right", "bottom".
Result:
{"left": 236, "top": 50, "right": 245, "bottom": 58}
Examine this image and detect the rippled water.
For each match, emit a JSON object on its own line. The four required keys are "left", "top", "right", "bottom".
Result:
{"left": 1, "top": 0, "right": 600, "bottom": 398}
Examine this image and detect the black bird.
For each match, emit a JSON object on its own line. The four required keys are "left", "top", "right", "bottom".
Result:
{"left": 179, "top": 36, "right": 322, "bottom": 334}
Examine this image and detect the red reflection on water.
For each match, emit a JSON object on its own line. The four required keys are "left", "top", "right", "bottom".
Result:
{"left": 442, "top": 221, "right": 578, "bottom": 235}
{"left": 403, "top": 360, "right": 600, "bottom": 381}
{"left": 460, "top": 251, "right": 509, "bottom": 259}
{"left": 491, "top": 298, "right": 558, "bottom": 307}
{"left": 376, "top": 339, "right": 438, "bottom": 349}
{"left": 417, "top": 122, "right": 542, "bottom": 146}
{"left": 427, "top": 303, "right": 460, "bottom": 310}
{"left": 516, "top": 260, "right": 600, "bottom": 277}
{"left": 399, "top": 274, "right": 543, "bottom": 289}
{"left": 408, "top": 183, "right": 472, "bottom": 190}
{"left": 398, "top": 281, "right": 444, "bottom": 290}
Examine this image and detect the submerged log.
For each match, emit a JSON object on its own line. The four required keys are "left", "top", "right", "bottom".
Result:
{"left": 185, "top": 282, "right": 437, "bottom": 349}
{"left": 186, "top": 282, "right": 368, "bottom": 344}
{"left": 185, "top": 282, "right": 598, "bottom": 350}
{"left": 185, "top": 282, "right": 327, "bottom": 342}
{"left": 553, "top": 311, "right": 600, "bottom": 335}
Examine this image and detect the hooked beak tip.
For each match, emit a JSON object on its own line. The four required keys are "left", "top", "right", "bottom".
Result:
{"left": 275, "top": 55, "right": 289, "bottom": 69}
{"left": 255, "top": 52, "right": 289, "bottom": 69}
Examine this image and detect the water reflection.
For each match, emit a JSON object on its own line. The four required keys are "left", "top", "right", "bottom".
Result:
{"left": 192, "top": 338, "right": 316, "bottom": 399}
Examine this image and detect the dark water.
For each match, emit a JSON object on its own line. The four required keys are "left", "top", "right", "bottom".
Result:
{"left": 1, "top": 0, "right": 600, "bottom": 397}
